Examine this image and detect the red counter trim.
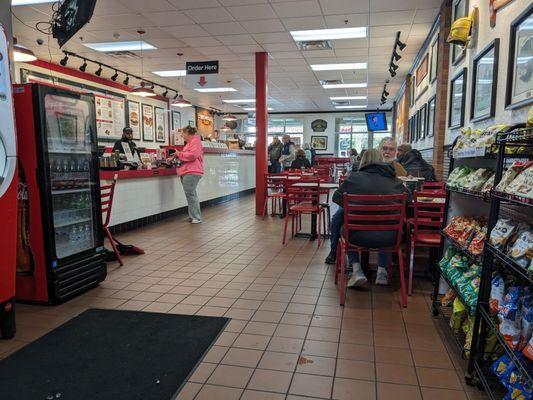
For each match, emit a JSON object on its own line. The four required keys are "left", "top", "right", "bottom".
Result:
{"left": 99, "top": 168, "right": 177, "bottom": 180}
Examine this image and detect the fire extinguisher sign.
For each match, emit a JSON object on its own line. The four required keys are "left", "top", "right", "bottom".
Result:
{"left": 186, "top": 60, "right": 219, "bottom": 90}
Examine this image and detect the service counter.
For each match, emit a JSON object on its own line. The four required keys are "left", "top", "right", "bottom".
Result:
{"left": 99, "top": 148, "right": 255, "bottom": 228}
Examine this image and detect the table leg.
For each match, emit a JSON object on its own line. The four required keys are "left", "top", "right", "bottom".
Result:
{"left": 310, "top": 214, "right": 317, "bottom": 241}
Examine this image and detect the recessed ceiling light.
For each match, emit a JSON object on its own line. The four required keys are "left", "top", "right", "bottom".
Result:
{"left": 322, "top": 83, "right": 367, "bottom": 89}
{"left": 290, "top": 27, "right": 367, "bottom": 41}
{"left": 152, "top": 70, "right": 186, "bottom": 77}
{"left": 330, "top": 96, "right": 367, "bottom": 100}
{"left": 11, "top": 0, "right": 55, "bottom": 5}
{"left": 223, "top": 99, "right": 255, "bottom": 103}
{"left": 335, "top": 105, "right": 366, "bottom": 109}
{"left": 194, "top": 87, "right": 237, "bottom": 93}
{"left": 310, "top": 63, "right": 367, "bottom": 71}
{"left": 82, "top": 41, "right": 157, "bottom": 52}
{"left": 243, "top": 107, "right": 272, "bottom": 111}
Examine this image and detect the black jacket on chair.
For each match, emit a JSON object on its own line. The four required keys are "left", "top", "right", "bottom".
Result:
{"left": 332, "top": 162, "right": 407, "bottom": 248}
{"left": 398, "top": 149, "right": 436, "bottom": 181}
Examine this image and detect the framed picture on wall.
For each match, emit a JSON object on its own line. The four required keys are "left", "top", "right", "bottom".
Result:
{"left": 471, "top": 39, "right": 499, "bottom": 122}
{"left": 414, "top": 111, "right": 419, "bottom": 141}
{"left": 416, "top": 54, "right": 429, "bottom": 85}
{"left": 310, "top": 136, "right": 328, "bottom": 150}
{"left": 142, "top": 104, "right": 154, "bottom": 141}
{"left": 407, "top": 117, "right": 412, "bottom": 143}
{"left": 154, "top": 107, "right": 167, "bottom": 143}
{"left": 452, "top": 0, "right": 469, "bottom": 65}
{"left": 127, "top": 101, "right": 141, "bottom": 140}
{"left": 449, "top": 68, "right": 468, "bottom": 129}
{"left": 505, "top": 4, "right": 533, "bottom": 109}
{"left": 171, "top": 111, "right": 181, "bottom": 131}
{"left": 427, "top": 96, "right": 436, "bottom": 137}
{"left": 410, "top": 75, "right": 416, "bottom": 107}
{"left": 429, "top": 36, "right": 439, "bottom": 83}
{"left": 419, "top": 104, "right": 427, "bottom": 139}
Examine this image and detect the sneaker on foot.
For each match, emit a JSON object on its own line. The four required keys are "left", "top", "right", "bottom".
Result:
{"left": 347, "top": 270, "right": 367, "bottom": 287}
{"left": 375, "top": 267, "right": 388, "bottom": 285}
{"left": 183, "top": 216, "right": 192, "bottom": 222}
{"left": 325, "top": 250, "right": 336, "bottom": 264}
{"left": 191, "top": 218, "right": 202, "bottom": 224}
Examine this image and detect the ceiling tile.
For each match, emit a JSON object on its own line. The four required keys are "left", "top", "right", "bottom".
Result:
{"left": 319, "top": 0, "right": 369, "bottom": 14}
{"left": 252, "top": 32, "right": 292, "bottom": 44}
{"left": 183, "top": 7, "right": 235, "bottom": 23}
{"left": 281, "top": 16, "right": 326, "bottom": 30}
{"left": 169, "top": 0, "right": 222, "bottom": 9}
{"left": 219, "top": 0, "right": 267, "bottom": 4}
{"left": 369, "top": 24, "right": 412, "bottom": 38}
{"left": 332, "top": 38, "right": 369, "bottom": 49}
{"left": 119, "top": 0, "right": 176, "bottom": 13}
{"left": 160, "top": 24, "right": 210, "bottom": 38}
{"left": 241, "top": 19, "right": 286, "bottom": 33}
{"left": 324, "top": 13, "right": 369, "bottom": 28}
{"left": 262, "top": 43, "right": 298, "bottom": 51}
{"left": 414, "top": 8, "right": 439, "bottom": 23}
{"left": 227, "top": 4, "right": 277, "bottom": 20}
{"left": 218, "top": 34, "right": 257, "bottom": 45}
{"left": 227, "top": 44, "right": 265, "bottom": 53}
{"left": 270, "top": 51, "right": 304, "bottom": 59}
{"left": 181, "top": 36, "right": 223, "bottom": 47}
{"left": 83, "top": 14, "right": 148, "bottom": 30}
{"left": 202, "top": 22, "right": 248, "bottom": 35}
{"left": 272, "top": 1, "right": 322, "bottom": 18}
{"left": 370, "top": 10, "right": 415, "bottom": 26}
{"left": 145, "top": 11, "right": 192, "bottom": 27}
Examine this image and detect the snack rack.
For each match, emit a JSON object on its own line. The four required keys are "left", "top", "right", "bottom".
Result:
{"left": 466, "top": 127, "right": 533, "bottom": 398}
{"left": 431, "top": 139, "right": 496, "bottom": 359}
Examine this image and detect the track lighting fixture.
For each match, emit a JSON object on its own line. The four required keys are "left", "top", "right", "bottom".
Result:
{"left": 111, "top": 71, "right": 118, "bottom": 81}
{"left": 392, "top": 50, "right": 402, "bottom": 62}
{"left": 59, "top": 53, "right": 69, "bottom": 66}
{"left": 390, "top": 63, "right": 399, "bottom": 71}
{"left": 79, "top": 59, "right": 87, "bottom": 72}
{"left": 389, "top": 68, "right": 396, "bottom": 77}
{"left": 162, "top": 89, "right": 168, "bottom": 97}
{"left": 384, "top": 89, "right": 389, "bottom": 97}
{"left": 173, "top": 93, "right": 179, "bottom": 100}
{"left": 396, "top": 39, "right": 406, "bottom": 51}
{"left": 150, "top": 83, "right": 155, "bottom": 90}
{"left": 123, "top": 75, "right": 130, "bottom": 85}
{"left": 95, "top": 65, "right": 103, "bottom": 76}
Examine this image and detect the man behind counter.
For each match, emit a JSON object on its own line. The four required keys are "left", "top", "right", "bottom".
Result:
{"left": 112, "top": 127, "right": 138, "bottom": 156}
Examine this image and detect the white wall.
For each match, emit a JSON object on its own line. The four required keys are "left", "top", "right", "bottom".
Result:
{"left": 445, "top": 0, "right": 530, "bottom": 145}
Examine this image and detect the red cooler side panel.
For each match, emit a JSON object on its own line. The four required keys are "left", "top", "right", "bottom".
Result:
{"left": 13, "top": 84, "right": 49, "bottom": 303}
{"left": 0, "top": 170, "right": 17, "bottom": 303}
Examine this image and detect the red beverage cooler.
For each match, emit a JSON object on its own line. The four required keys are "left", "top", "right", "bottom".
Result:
{"left": 14, "top": 82, "right": 106, "bottom": 304}
{"left": 0, "top": 25, "right": 17, "bottom": 338}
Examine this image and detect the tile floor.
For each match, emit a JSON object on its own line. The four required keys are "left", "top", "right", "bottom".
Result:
{"left": 0, "top": 195, "right": 489, "bottom": 400}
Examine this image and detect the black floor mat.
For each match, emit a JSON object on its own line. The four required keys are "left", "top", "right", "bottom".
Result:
{"left": 0, "top": 309, "right": 228, "bottom": 400}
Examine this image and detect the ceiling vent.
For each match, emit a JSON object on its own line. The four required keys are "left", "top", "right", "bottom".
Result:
{"left": 319, "top": 79, "right": 342, "bottom": 85}
{"left": 296, "top": 40, "right": 333, "bottom": 50}
{"left": 107, "top": 50, "right": 139, "bottom": 59}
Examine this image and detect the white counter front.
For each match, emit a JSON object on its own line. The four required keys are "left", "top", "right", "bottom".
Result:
{"left": 101, "top": 150, "right": 255, "bottom": 227}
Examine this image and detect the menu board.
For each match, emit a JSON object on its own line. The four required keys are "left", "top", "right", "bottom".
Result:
{"left": 95, "top": 95, "right": 125, "bottom": 139}
{"left": 127, "top": 101, "right": 141, "bottom": 140}
{"left": 154, "top": 107, "right": 166, "bottom": 143}
{"left": 142, "top": 104, "right": 154, "bottom": 141}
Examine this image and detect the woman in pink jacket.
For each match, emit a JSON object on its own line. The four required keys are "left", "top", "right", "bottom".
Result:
{"left": 171, "top": 126, "right": 204, "bottom": 223}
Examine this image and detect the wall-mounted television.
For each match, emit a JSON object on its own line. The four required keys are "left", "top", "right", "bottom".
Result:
{"left": 52, "top": 0, "right": 97, "bottom": 47}
{"left": 365, "top": 112, "right": 388, "bottom": 131}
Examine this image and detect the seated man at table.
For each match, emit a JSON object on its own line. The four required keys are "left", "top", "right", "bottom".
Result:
{"left": 325, "top": 149, "right": 407, "bottom": 287}
{"left": 398, "top": 148, "right": 437, "bottom": 182}
{"left": 379, "top": 137, "right": 407, "bottom": 178}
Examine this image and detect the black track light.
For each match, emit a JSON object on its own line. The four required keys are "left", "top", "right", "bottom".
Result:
{"left": 174, "top": 93, "right": 179, "bottom": 100}
{"left": 150, "top": 83, "right": 155, "bottom": 90}
{"left": 79, "top": 59, "right": 87, "bottom": 72}
{"left": 396, "top": 39, "right": 407, "bottom": 51}
{"left": 390, "top": 63, "right": 399, "bottom": 71}
{"left": 389, "top": 68, "right": 397, "bottom": 77}
{"left": 392, "top": 50, "right": 402, "bottom": 62}
{"left": 111, "top": 71, "right": 118, "bottom": 81}
{"left": 384, "top": 89, "right": 390, "bottom": 97}
{"left": 123, "top": 75, "right": 130, "bottom": 85}
{"left": 95, "top": 65, "right": 103, "bottom": 76}
{"left": 60, "top": 53, "right": 69, "bottom": 66}
{"left": 162, "top": 89, "right": 168, "bottom": 97}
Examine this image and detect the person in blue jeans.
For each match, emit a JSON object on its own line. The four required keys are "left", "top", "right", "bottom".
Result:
{"left": 324, "top": 148, "right": 407, "bottom": 287}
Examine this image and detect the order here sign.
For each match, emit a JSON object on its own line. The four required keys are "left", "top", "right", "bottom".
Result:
{"left": 186, "top": 61, "right": 219, "bottom": 89}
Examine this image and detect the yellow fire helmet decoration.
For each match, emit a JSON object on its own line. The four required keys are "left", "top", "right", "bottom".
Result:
{"left": 447, "top": 8, "right": 478, "bottom": 46}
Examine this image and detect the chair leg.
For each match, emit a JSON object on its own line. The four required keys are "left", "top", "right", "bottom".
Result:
{"left": 334, "top": 243, "right": 341, "bottom": 284}
{"left": 317, "top": 210, "right": 322, "bottom": 248}
{"left": 340, "top": 244, "right": 346, "bottom": 306}
{"left": 104, "top": 227, "right": 123, "bottom": 266}
{"left": 262, "top": 196, "right": 268, "bottom": 220}
{"left": 397, "top": 248, "right": 408, "bottom": 308}
{"left": 408, "top": 241, "right": 415, "bottom": 296}
{"left": 282, "top": 214, "right": 290, "bottom": 245}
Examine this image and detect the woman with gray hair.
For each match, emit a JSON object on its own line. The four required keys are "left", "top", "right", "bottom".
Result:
{"left": 326, "top": 148, "right": 407, "bottom": 287}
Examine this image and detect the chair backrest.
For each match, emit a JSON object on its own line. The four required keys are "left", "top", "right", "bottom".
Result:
{"left": 342, "top": 193, "right": 406, "bottom": 248}
{"left": 100, "top": 174, "right": 118, "bottom": 228}
{"left": 286, "top": 179, "right": 321, "bottom": 206}
{"left": 412, "top": 190, "right": 446, "bottom": 237}
{"left": 265, "top": 173, "right": 287, "bottom": 191}
{"left": 422, "top": 181, "right": 445, "bottom": 191}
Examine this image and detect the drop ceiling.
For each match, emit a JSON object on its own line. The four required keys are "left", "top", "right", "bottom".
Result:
{"left": 11, "top": 0, "right": 441, "bottom": 112}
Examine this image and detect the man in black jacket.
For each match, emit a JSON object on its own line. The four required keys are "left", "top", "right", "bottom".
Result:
{"left": 325, "top": 151, "right": 407, "bottom": 287}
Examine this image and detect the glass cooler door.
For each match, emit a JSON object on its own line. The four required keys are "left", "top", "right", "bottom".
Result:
{"left": 43, "top": 94, "right": 99, "bottom": 260}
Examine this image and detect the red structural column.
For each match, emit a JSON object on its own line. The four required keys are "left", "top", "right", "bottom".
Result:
{"left": 255, "top": 52, "right": 268, "bottom": 215}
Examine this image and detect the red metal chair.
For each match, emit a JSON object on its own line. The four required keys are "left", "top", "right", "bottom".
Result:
{"left": 408, "top": 190, "right": 445, "bottom": 296}
{"left": 262, "top": 173, "right": 287, "bottom": 219}
{"left": 100, "top": 174, "right": 123, "bottom": 266}
{"left": 282, "top": 179, "right": 324, "bottom": 248}
{"left": 422, "top": 181, "right": 445, "bottom": 192}
{"left": 335, "top": 193, "right": 407, "bottom": 307}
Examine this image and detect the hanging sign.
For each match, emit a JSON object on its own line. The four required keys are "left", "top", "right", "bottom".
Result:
{"left": 186, "top": 60, "right": 219, "bottom": 89}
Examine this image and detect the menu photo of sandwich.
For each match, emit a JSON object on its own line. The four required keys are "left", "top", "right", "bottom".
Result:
{"left": 128, "top": 101, "right": 141, "bottom": 140}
